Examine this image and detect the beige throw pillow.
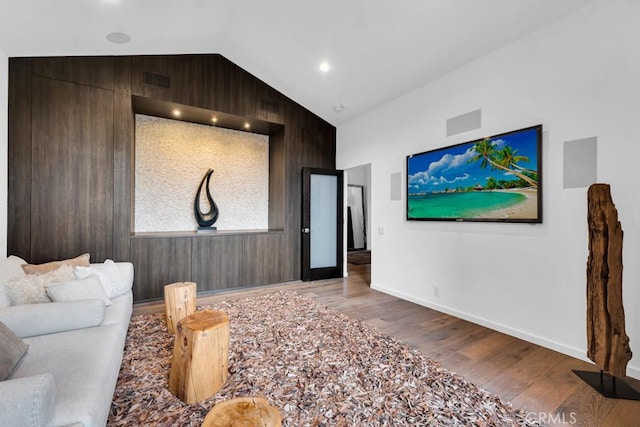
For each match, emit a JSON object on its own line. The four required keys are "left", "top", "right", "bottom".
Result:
{"left": 21, "top": 253, "right": 90, "bottom": 275}
{"left": 5, "top": 265, "right": 76, "bottom": 306}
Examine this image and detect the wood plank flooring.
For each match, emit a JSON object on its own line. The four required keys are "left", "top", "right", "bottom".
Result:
{"left": 133, "top": 263, "right": 640, "bottom": 426}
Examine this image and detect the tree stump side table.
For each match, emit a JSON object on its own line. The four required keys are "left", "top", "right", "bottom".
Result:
{"left": 168, "top": 309, "right": 229, "bottom": 404}
{"left": 164, "top": 282, "right": 196, "bottom": 333}
{"left": 202, "top": 397, "right": 282, "bottom": 427}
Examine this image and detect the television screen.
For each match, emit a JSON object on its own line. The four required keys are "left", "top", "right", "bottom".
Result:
{"left": 406, "top": 125, "right": 542, "bottom": 223}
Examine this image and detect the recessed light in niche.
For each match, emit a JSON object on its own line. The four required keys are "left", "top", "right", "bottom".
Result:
{"left": 172, "top": 109, "right": 181, "bottom": 117}
{"left": 212, "top": 117, "right": 218, "bottom": 124}
{"left": 244, "top": 122, "right": 251, "bottom": 129}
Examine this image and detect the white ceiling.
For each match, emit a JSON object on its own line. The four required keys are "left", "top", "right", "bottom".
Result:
{"left": 0, "top": 0, "right": 597, "bottom": 126}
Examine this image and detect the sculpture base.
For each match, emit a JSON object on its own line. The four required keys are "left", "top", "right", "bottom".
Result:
{"left": 573, "top": 370, "right": 640, "bottom": 400}
{"left": 197, "top": 226, "right": 217, "bottom": 234}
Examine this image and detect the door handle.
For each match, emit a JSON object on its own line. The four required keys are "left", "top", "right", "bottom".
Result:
{"left": 302, "top": 227, "right": 310, "bottom": 234}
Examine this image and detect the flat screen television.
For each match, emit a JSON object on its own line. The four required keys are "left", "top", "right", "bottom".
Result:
{"left": 406, "top": 125, "right": 542, "bottom": 223}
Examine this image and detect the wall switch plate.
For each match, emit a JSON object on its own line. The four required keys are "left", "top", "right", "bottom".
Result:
{"left": 378, "top": 226, "right": 384, "bottom": 235}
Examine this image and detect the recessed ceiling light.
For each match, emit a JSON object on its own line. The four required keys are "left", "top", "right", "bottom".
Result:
{"left": 244, "top": 122, "right": 251, "bottom": 129}
{"left": 212, "top": 117, "right": 218, "bottom": 124}
{"left": 319, "top": 61, "right": 330, "bottom": 73}
{"left": 172, "top": 109, "right": 181, "bottom": 117}
{"left": 106, "top": 32, "right": 131, "bottom": 44}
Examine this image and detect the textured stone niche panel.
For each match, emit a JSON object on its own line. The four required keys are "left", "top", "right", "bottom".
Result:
{"left": 135, "top": 115, "right": 269, "bottom": 232}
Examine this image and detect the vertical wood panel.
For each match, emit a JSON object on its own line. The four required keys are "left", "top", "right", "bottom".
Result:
{"left": 8, "top": 59, "right": 32, "bottom": 260}
{"left": 269, "top": 127, "right": 286, "bottom": 230}
{"left": 242, "top": 233, "right": 285, "bottom": 286}
{"left": 191, "top": 236, "right": 243, "bottom": 292}
{"left": 130, "top": 55, "right": 172, "bottom": 100}
{"left": 282, "top": 103, "right": 337, "bottom": 281}
{"left": 231, "top": 64, "right": 257, "bottom": 119}
{"left": 130, "top": 237, "right": 192, "bottom": 301}
{"left": 255, "top": 80, "right": 285, "bottom": 125}
{"left": 30, "top": 76, "right": 114, "bottom": 263}
{"left": 208, "top": 56, "right": 233, "bottom": 114}
{"left": 31, "top": 56, "right": 114, "bottom": 91}
{"left": 113, "top": 57, "right": 133, "bottom": 261}
{"left": 132, "top": 55, "right": 214, "bottom": 111}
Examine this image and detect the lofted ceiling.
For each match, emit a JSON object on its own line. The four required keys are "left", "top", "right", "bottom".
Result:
{"left": 0, "top": 0, "right": 597, "bottom": 126}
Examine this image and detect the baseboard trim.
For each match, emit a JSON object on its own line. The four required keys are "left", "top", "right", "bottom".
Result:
{"left": 370, "top": 282, "right": 640, "bottom": 380}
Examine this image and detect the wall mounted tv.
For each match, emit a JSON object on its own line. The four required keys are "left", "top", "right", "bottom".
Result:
{"left": 406, "top": 125, "right": 542, "bottom": 223}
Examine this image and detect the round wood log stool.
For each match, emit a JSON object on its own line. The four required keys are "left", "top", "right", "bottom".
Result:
{"left": 202, "top": 397, "right": 282, "bottom": 427}
{"left": 164, "top": 282, "right": 197, "bottom": 333}
{"left": 168, "top": 309, "right": 229, "bottom": 403}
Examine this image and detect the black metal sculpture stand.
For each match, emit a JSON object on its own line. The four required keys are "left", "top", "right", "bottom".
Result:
{"left": 194, "top": 168, "right": 219, "bottom": 231}
{"left": 573, "top": 369, "right": 640, "bottom": 400}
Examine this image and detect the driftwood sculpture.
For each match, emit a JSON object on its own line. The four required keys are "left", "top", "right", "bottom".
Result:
{"left": 586, "top": 183, "right": 631, "bottom": 378}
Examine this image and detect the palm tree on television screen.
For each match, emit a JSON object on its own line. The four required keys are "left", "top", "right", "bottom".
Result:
{"left": 468, "top": 138, "right": 538, "bottom": 188}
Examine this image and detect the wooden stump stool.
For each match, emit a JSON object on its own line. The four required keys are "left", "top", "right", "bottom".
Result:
{"left": 202, "top": 397, "right": 282, "bottom": 427}
{"left": 164, "top": 282, "right": 196, "bottom": 333}
{"left": 169, "top": 309, "right": 230, "bottom": 403}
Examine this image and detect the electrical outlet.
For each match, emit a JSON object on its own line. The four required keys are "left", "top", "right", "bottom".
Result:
{"left": 378, "top": 226, "right": 384, "bottom": 235}
{"left": 434, "top": 286, "right": 440, "bottom": 298}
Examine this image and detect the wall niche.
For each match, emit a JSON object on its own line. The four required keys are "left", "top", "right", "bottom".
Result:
{"left": 135, "top": 114, "right": 269, "bottom": 232}
{"left": 132, "top": 95, "right": 285, "bottom": 235}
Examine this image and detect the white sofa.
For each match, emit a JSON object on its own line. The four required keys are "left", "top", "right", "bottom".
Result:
{"left": 0, "top": 256, "right": 134, "bottom": 427}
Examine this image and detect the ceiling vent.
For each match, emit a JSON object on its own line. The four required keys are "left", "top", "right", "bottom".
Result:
{"left": 142, "top": 71, "right": 171, "bottom": 89}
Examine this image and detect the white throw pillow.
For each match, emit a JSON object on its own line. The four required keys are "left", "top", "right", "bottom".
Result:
{"left": 46, "top": 276, "right": 113, "bottom": 307}
{"left": 5, "top": 264, "right": 75, "bottom": 306}
{"left": 75, "top": 260, "right": 128, "bottom": 299}
{"left": 0, "top": 256, "right": 28, "bottom": 308}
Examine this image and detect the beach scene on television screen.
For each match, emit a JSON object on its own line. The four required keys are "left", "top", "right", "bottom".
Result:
{"left": 407, "top": 127, "right": 539, "bottom": 220}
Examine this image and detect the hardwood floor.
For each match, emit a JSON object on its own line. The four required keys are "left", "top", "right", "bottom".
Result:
{"left": 133, "top": 262, "right": 640, "bottom": 426}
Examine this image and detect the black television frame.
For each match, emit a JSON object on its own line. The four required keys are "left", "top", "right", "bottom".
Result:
{"left": 406, "top": 125, "right": 542, "bottom": 223}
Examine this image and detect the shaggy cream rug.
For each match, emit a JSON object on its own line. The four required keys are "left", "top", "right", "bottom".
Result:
{"left": 108, "top": 291, "right": 537, "bottom": 426}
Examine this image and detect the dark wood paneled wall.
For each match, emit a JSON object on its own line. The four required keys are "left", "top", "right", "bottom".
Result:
{"left": 30, "top": 76, "right": 114, "bottom": 262}
{"left": 8, "top": 54, "right": 336, "bottom": 301}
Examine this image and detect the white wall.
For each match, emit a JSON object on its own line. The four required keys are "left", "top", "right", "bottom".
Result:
{"left": 337, "top": 0, "right": 640, "bottom": 378}
{"left": 0, "top": 48, "right": 7, "bottom": 259}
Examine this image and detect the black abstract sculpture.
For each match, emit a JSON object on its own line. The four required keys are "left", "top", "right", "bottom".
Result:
{"left": 194, "top": 168, "right": 219, "bottom": 230}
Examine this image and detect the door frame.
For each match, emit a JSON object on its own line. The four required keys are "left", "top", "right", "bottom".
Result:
{"left": 301, "top": 167, "right": 344, "bottom": 281}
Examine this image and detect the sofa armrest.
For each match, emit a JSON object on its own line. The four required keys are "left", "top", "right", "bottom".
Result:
{"left": 0, "top": 373, "right": 55, "bottom": 427}
{"left": 0, "top": 299, "right": 105, "bottom": 338}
